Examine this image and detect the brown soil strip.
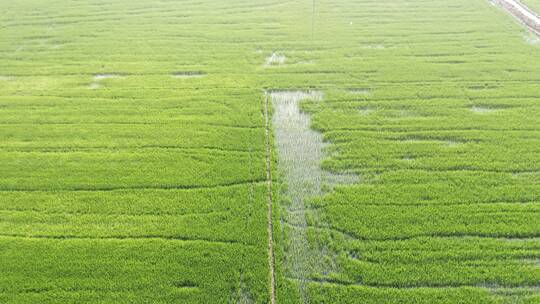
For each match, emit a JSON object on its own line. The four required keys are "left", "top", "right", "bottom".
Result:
{"left": 263, "top": 91, "right": 277, "bottom": 304}
{"left": 493, "top": 0, "right": 540, "bottom": 35}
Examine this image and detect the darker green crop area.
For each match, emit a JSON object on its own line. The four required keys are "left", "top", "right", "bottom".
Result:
{"left": 0, "top": 0, "right": 272, "bottom": 302}
{"left": 1, "top": 0, "right": 539, "bottom": 303}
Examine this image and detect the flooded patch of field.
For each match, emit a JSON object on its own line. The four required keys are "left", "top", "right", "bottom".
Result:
{"left": 359, "top": 107, "right": 374, "bottom": 116}
{"left": 402, "top": 156, "right": 416, "bottom": 162}
{"left": 471, "top": 106, "right": 497, "bottom": 114}
{"left": 270, "top": 90, "right": 358, "bottom": 302}
{"left": 89, "top": 73, "right": 125, "bottom": 89}
{"left": 360, "top": 44, "right": 385, "bottom": 49}
{"left": 94, "top": 74, "right": 123, "bottom": 81}
{"left": 445, "top": 140, "right": 463, "bottom": 147}
{"left": 265, "top": 52, "right": 286, "bottom": 66}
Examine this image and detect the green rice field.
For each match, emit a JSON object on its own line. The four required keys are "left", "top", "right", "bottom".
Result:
{"left": 523, "top": 0, "right": 540, "bottom": 13}
{"left": 1, "top": 0, "right": 539, "bottom": 303}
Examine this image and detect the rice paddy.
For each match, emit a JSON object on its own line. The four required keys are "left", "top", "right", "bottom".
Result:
{"left": 522, "top": 0, "right": 540, "bottom": 15}
{"left": 1, "top": 0, "right": 540, "bottom": 303}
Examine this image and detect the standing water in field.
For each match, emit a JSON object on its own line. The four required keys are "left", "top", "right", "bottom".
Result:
{"left": 271, "top": 91, "right": 358, "bottom": 303}
{"left": 89, "top": 74, "right": 124, "bottom": 89}
{"left": 265, "top": 52, "right": 286, "bottom": 66}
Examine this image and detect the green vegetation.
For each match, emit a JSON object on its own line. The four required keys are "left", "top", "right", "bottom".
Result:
{"left": 0, "top": 0, "right": 270, "bottom": 302}
{"left": 523, "top": 0, "right": 540, "bottom": 13}
{"left": 1, "top": 0, "right": 539, "bottom": 303}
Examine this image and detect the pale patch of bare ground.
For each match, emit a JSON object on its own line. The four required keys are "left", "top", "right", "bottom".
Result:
{"left": 359, "top": 107, "right": 374, "bottom": 116}
{"left": 94, "top": 73, "right": 123, "bottom": 81}
{"left": 471, "top": 106, "right": 497, "bottom": 114}
{"left": 271, "top": 90, "right": 358, "bottom": 303}
{"left": 0, "top": 76, "right": 14, "bottom": 81}
{"left": 446, "top": 140, "right": 463, "bottom": 147}
{"left": 265, "top": 52, "right": 286, "bottom": 66}
{"left": 480, "top": 283, "right": 540, "bottom": 303}
{"left": 359, "top": 44, "right": 385, "bottom": 49}
{"left": 90, "top": 73, "right": 124, "bottom": 89}
{"left": 295, "top": 60, "right": 316, "bottom": 66}
{"left": 171, "top": 71, "right": 206, "bottom": 79}
{"left": 492, "top": 0, "right": 540, "bottom": 36}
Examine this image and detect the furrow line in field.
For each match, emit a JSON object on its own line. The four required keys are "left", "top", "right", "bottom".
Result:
{"left": 0, "top": 208, "right": 229, "bottom": 217}
{"left": 0, "top": 145, "right": 262, "bottom": 154}
{"left": 324, "top": 127, "right": 540, "bottom": 133}
{"left": 285, "top": 276, "right": 540, "bottom": 290}
{"left": 0, "top": 122, "right": 264, "bottom": 130}
{"left": 282, "top": 221, "right": 540, "bottom": 242}
{"left": 313, "top": 199, "right": 540, "bottom": 208}
{"left": 325, "top": 97, "right": 540, "bottom": 104}
{"left": 6, "top": 285, "right": 199, "bottom": 294}
{"left": 360, "top": 255, "right": 540, "bottom": 264}
{"left": 0, "top": 180, "right": 266, "bottom": 193}
{"left": 270, "top": 90, "right": 360, "bottom": 303}
{"left": 353, "top": 168, "right": 540, "bottom": 174}
{"left": 0, "top": 233, "right": 249, "bottom": 246}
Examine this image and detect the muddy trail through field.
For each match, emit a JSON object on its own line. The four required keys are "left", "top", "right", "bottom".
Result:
{"left": 493, "top": 0, "right": 540, "bottom": 35}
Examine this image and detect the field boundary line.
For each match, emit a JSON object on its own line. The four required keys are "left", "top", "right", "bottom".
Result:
{"left": 263, "top": 91, "right": 277, "bottom": 304}
{"left": 0, "top": 180, "right": 266, "bottom": 193}
{"left": 285, "top": 276, "right": 540, "bottom": 290}
{"left": 0, "top": 233, "right": 250, "bottom": 246}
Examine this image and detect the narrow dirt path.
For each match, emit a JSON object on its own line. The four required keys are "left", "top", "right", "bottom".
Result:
{"left": 263, "top": 91, "right": 277, "bottom": 304}
{"left": 493, "top": 0, "right": 540, "bottom": 35}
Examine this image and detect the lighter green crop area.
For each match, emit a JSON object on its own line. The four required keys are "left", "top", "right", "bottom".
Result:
{"left": 523, "top": 0, "right": 540, "bottom": 13}
{"left": 0, "top": 0, "right": 539, "bottom": 303}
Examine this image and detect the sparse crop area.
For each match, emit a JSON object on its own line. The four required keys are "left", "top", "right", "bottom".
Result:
{"left": 1, "top": 0, "right": 539, "bottom": 303}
